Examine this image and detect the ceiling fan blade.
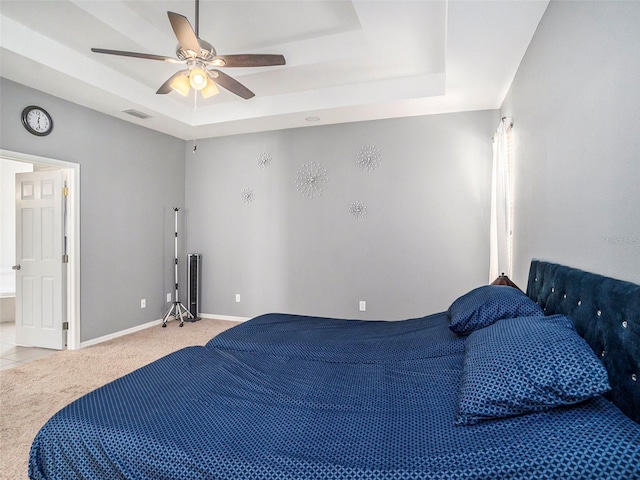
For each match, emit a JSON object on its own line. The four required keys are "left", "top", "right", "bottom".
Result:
{"left": 212, "top": 54, "right": 286, "bottom": 68}
{"left": 209, "top": 70, "right": 254, "bottom": 99}
{"left": 91, "top": 48, "right": 180, "bottom": 63}
{"left": 156, "top": 71, "right": 188, "bottom": 94}
{"left": 167, "top": 12, "right": 201, "bottom": 55}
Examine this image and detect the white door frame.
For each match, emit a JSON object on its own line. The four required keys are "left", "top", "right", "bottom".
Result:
{"left": 1, "top": 149, "right": 80, "bottom": 350}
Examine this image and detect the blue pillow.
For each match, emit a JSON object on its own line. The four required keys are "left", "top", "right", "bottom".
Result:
{"left": 448, "top": 285, "right": 544, "bottom": 335}
{"left": 456, "top": 315, "right": 611, "bottom": 425}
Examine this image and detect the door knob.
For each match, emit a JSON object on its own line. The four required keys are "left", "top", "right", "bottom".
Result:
{"left": 12, "top": 265, "right": 21, "bottom": 270}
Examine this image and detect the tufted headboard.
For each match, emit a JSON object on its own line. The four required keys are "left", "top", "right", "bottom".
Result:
{"left": 526, "top": 260, "right": 640, "bottom": 423}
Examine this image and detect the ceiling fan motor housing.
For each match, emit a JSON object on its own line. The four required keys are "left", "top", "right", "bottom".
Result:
{"left": 176, "top": 39, "right": 216, "bottom": 62}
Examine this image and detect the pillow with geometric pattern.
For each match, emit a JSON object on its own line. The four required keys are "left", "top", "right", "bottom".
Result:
{"left": 448, "top": 285, "right": 544, "bottom": 335}
{"left": 456, "top": 314, "right": 611, "bottom": 425}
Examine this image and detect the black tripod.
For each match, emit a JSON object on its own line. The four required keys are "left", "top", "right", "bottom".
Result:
{"left": 162, "top": 208, "right": 194, "bottom": 327}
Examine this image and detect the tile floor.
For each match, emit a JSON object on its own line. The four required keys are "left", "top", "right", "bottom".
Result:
{"left": 0, "top": 322, "right": 58, "bottom": 370}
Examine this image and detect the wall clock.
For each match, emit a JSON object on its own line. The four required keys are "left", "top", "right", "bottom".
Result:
{"left": 21, "top": 106, "right": 53, "bottom": 136}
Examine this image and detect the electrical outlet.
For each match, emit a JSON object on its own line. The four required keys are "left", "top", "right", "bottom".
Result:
{"left": 359, "top": 300, "right": 366, "bottom": 312}
{"left": 140, "top": 299, "right": 146, "bottom": 309}
{"left": 235, "top": 294, "right": 241, "bottom": 303}
{"left": 166, "top": 293, "right": 172, "bottom": 302}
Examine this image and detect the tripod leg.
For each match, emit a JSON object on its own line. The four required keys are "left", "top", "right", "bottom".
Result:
{"left": 162, "top": 305, "right": 173, "bottom": 328}
{"left": 178, "top": 303, "right": 194, "bottom": 320}
{"left": 177, "top": 306, "right": 185, "bottom": 327}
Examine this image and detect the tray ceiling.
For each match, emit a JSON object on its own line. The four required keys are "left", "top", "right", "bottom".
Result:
{"left": 0, "top": 1, "right": 549, "bottom": 139}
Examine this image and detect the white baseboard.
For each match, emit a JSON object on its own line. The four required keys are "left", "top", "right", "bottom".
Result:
{"left": 80, "top": 318, "right": 164, "bottom": 348}
{"left": 79, "top": 314, "right": 248, "bottom": 349}
{"left": 198, "top": 313, "right": 250, "bottom": 323}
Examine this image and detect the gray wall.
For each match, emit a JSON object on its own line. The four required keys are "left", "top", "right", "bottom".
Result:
{"left": 4, "top": 0, "right": 638, "bottom": 341}
{"left": 0, "top": 79, "right": 186, "bottom": 341}
{"left": 185, "top": 110, "right": 497, "bottom": 320}
{"left": 501, "top": 0, "right": 640, "bottom": 286}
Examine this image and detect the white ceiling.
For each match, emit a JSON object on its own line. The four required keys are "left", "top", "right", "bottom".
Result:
{"left": 0, "top": 0, "right": 549, "bottom": 140}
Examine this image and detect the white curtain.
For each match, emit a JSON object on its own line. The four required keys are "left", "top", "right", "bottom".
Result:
{"left": 489, "top": 118, "right": 513, "bottom": 282}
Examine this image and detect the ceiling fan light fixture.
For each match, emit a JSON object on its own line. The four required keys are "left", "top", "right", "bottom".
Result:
{"left": 201, "top": 80, "right": 219, "bottom": 98}
{"left": 189, "top": 67, "right": 208, "bottom": 90}
{"left": 170, "top": 74, "right": 191, "bottom": 96}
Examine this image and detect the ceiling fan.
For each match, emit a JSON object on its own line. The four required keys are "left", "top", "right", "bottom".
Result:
{"left": 91, "top": 0, "right": 285, "bottom": 100}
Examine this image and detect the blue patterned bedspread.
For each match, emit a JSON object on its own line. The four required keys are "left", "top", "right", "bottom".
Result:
{"left": 206, "top": 312, "right": 465, "bottom": 361}
{"left": 29, "top": 313, "right": 640, "bottom": 479}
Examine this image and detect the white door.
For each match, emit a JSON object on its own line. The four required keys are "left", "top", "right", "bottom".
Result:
{"left": 14, "top": 170, "right": 65, "bottom": 349}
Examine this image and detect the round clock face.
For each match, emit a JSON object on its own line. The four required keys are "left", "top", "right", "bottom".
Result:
{"left": 21, "top": 106, "right": 53, "bottom": 136}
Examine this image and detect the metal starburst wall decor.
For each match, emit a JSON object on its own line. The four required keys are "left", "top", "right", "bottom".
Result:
{"left": 257, "top": 152, "right": 272, "bottom": 168}
{"left": 349, "top": 201, "right": 367, "bottom": 219}
{"left": 296, "top": 162, "right": 328, "bottom": 198}
{"left": 241, "top": 188, "right": 255, "bottom": 204}
{"left": 356, "top": 145, "right": 382, "bottom": 172}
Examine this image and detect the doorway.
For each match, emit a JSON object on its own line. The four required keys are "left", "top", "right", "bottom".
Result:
{"left": 0, "top": 149, "right": 80, "bottom": 352}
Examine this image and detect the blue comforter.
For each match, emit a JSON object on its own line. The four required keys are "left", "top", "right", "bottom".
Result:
{"left": 29, "top": 313, "right": 640, "bottom": 479}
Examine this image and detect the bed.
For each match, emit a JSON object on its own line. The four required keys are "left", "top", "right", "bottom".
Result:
{"left": 29, "top": 260, "right": 640, "bottom": 479}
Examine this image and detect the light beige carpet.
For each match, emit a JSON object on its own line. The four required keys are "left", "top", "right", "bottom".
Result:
{"left": 0, "top": 318, "right": 239, "bottom": 480}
